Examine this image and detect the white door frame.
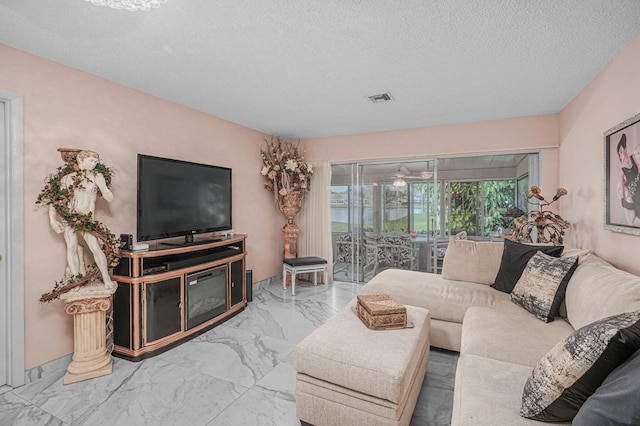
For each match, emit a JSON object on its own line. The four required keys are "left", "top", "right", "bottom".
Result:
{"left": 1, "top": 89, "right": 25, "bottom": 388}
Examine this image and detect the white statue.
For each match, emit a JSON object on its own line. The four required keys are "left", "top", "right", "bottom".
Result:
{"left": 49, "top": 150, "right": 116, "bottom": 290}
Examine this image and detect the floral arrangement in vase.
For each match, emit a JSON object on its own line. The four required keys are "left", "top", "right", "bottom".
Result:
{"left": 511, "top": 186, "right": 570, "bottom": 244}
{"left": 260, "top": 137, "right": 314, "bottom": 258}
{"left": 260, "top": 136, "right": 313, "bottom": 200}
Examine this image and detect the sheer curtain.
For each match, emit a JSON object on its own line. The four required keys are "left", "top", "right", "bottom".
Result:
{"left": 298, "top": 161, "right": 333, "bottom": 283}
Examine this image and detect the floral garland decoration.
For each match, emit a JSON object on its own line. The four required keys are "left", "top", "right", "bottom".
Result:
{"left": 36, "top": 161, "right": 122, "bottom": 302}
{"left": 260, "top": 137, "right": 313, "bottom": 202}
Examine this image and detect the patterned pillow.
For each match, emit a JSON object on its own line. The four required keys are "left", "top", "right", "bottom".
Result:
{"left": 510, "top": 252, "right": 578, "bottom": 322}
{"left": 491, "top": 239, "right": 564, "bottom": 293}
{"left": 521, "top": 311, "right": 640, "bottom": 422}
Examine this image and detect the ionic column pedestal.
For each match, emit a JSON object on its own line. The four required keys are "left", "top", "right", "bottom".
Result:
{"left": 61, "top": 286, "right": 115, "bottom": 385}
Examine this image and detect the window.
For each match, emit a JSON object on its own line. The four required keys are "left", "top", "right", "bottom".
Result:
{"left": 447, "top": 181, "right": 479, "bottom": 236}
{"left": 483, "top": 179, "right": 516, "bottom": 236}
{"left": 516, "top": 174, "right": 529, "bottom": 212}
{"left": 330, "top": 185, "right": 350, "bottom": 232}
{"left": 444, "top": 179, "right": 515, "bottom": 237}
{"left": 410, "top": 182, "right": 440, "bottom": 235}
{"left": 381, "top": 183, "right": 409, "bottom": 233}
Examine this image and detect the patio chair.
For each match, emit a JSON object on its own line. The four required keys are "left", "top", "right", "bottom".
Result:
{"left": 371, "top": 234, "right": 419, "bottom": 276}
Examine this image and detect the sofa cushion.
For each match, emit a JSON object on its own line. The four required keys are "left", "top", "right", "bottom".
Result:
{"left": 573, "top": 348, "right": 640, "bottom": 425}
{"left": 441, "top": 239, "right": 503, "bottom": 285}
{"left": 520, "top": 310, "right": 640, "bottom": 422}
{"left": 564, "top": 253, "right": 640, "bottom": 330}
{"left": 430, "top": 319, "right": 463, "bottom": 352}
{"left": 491, "top": 239, "right": 564, "bottom": 293}
{"left": 461, "top": 304, "right": 574, "bottom": 367}
{"left": 555, "top": 246, "right": 594, "bottom": 318}
{"left": 510, "top": 252, "right": 579, "bottom": 323}
{"left": 451, "top": 354, "right": 570, "bottom": 426}
{"left": 560, "top": 246, "right": 592, "bottom": 261}
{"left": 361, "top": 269, "right": 510, "bottom": 324}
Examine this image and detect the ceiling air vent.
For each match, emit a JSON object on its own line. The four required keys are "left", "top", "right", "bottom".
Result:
{"left": 368, "top": 92, "right": 394, "bottom": 103}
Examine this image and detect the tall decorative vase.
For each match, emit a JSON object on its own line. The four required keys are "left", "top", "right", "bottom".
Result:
{"left": 278, "top": 191, "right": 304, "bottom": 286}
{"left": 278, "top": 191, "right": 304, "bottom": 257}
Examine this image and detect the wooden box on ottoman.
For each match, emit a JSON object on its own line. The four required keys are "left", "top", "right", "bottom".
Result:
{"left": 356, "top": 293, "right": 407, "bottom": 329}
{"left": 295, "top": 299, "right": 431, "bottom": 426}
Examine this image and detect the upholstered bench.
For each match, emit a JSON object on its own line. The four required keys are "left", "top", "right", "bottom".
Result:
{"left": 295, "top": 299, "right": 431, "bottom": 426}
{"left": 282, "top": 256, "right": 328, "bottom": 295}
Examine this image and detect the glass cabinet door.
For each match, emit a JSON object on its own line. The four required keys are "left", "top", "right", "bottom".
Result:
{"left": 144, "top": 277, "right": 182, "bottom": 344}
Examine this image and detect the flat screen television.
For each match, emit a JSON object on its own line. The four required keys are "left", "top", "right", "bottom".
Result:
{"left": 137, "top": 154, "right": 232, "bottom": 244}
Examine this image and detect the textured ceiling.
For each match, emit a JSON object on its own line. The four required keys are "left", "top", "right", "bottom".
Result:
{"left": 1, "top": 0, "right": 639, "bottom": 139}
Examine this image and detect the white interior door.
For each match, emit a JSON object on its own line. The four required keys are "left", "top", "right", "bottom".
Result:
{"left": 0, "top": 99, "right": 6, "bottom": 386}
{"left": 1, "top": 89, "right": 25, "bottom": 388}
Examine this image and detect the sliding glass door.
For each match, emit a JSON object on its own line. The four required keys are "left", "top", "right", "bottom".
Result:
{"left": 331, "top": 153, "right": 539, "bottom": 282}
{"left": 331, "top": 164, "right": 357, "bottom": 281}
{"left": 332, "top": 160, "right": 436, "bottom": 281}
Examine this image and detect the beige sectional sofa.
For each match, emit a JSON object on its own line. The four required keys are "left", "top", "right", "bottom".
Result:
{"left": 360, "top": 239, "right": 640, "bottom": 425}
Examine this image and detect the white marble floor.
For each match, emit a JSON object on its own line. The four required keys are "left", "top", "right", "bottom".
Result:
{"left": 0, "top": 278, "right": 458, "bottom": 426}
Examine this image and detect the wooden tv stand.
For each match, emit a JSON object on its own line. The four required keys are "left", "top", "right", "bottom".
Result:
{"left": 111, "top": 234, "right": 247, "bottom": 361}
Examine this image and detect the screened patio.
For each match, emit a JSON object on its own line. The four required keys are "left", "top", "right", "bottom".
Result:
{"left": 331, "top": 153, "right": 539, "bottom": 282}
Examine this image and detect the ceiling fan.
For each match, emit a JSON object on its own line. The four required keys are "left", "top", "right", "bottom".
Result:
{"left": 389, "top": 165, "right": 433, "bottom": 187}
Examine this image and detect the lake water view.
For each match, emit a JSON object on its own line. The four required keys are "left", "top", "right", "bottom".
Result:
{"left": 331, "top": 207, "right": 429, "bottom": 224}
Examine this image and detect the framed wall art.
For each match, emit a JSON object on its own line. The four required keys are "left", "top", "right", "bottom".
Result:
{"left": 604, "top": 112, "right": 640, "bottom": 235}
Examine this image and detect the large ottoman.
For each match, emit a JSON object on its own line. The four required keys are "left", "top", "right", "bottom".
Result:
{"left": 295, "top": 299, "right": 431, "bottom": 426}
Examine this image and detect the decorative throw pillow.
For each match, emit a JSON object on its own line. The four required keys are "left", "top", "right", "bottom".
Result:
{"left": 510, "top": 252, "right": 579, "bottom": 322}
{"left": 491, "top": 239, "right": 564, "bottom": 293}
{"left": 573, "top": 348, "right": 640, "bottom": 425}
{"left": 520, "top": 310, "right": 640, "bottom": 422}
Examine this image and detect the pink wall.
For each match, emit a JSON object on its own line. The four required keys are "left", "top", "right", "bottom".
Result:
{"left": 302, "top": 115, "right": 561, "bottom": 198}
{"left": 559, "top": 34, "right": 640, "bottom": 275}
{"left": 0, "top": 44, "right": 285, "bottom": 369}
